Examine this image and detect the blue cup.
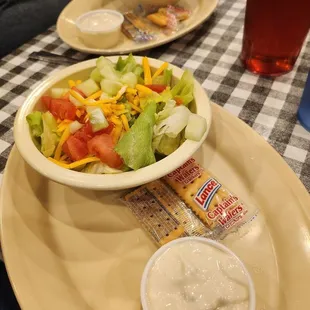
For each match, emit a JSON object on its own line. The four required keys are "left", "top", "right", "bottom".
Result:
{"left": 297, "top": 70, "right": 310, "bottom": 132}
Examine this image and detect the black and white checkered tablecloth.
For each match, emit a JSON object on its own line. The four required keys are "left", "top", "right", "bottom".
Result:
{"left": 0, "top": 0, "right": 309, "bottom": 190}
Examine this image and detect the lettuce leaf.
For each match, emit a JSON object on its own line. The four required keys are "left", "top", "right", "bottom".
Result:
{"left": 154, "top": 133, "right": 181, "bottom": 156}
{"left": 171, "top": 70, "right": 194, "bottom": 106}
{"left": 116, "top": 54, "right": 135, "bottom": 72}
{"left": 115, "top": 101, "right": 156, "bottom": 170}
{"left": 83, "top": 162, "right": 123, "bottom": 174}
{"left": 26, "top": 111, "right": 43, "bottom": 138}
{"left": 116, "top": 54, "right": 143, "bottom": 78}
{"left": 41, "top": 111, "right": 59, "bottom": 157}
{"left": 152, "top": 68, "right": 173, "bottom": 86}
{"left": 26, "top": 111, "right": 43, "bottom": 149}
{"left": 154, "top": 105, "right": 190, "bottom": 138}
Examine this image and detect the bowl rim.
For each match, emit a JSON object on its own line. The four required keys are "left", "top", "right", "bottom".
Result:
{"left": 140, "top": 237, "right": 256, "bottom": 310}
{"left": 75, "top": 9, "right": 124, "bottom": 34}
{"left": 14, "top": 56, "right": 212, "bottom": 190}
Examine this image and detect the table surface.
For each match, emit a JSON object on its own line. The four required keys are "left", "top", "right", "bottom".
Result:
{"left": 0, "top": 0, "right": 309, "bottom": 191}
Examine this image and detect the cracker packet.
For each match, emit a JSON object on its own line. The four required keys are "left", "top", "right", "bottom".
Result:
{"left": 121, "top": 4, "right": 191, "bottom": 42}
{"left": 121, "top": 159, "right": 258, "bottom": 246}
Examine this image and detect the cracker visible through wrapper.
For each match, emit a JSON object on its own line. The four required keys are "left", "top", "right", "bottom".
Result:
{"left": 121, "top": 159, "right": 258, "bottom": 246}
{"left": 164, "top": 160, "right": 252, "bottom": 231}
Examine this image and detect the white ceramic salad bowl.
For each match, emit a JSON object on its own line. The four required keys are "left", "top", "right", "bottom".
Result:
{"left": 14, "top": 56, "right": 212, "bottom": 190}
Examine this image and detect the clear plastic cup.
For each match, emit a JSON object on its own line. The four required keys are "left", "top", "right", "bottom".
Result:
{"left": 141, "top": 237, "right": 256, "bottom": 310}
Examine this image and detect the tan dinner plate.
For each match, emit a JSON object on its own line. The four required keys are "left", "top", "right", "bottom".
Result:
{"left": 56, "top": 0, "right": 218, "bottom": 55}
{"left": 1, "top": 103, "right": 310, "bottom": 310}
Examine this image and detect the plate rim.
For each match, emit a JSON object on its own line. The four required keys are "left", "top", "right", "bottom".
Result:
{"left": 2, "top": 104, "right": 310, "bottom": 310}
{"left": 56, "top": 0, "right": 219, "bottom": 55}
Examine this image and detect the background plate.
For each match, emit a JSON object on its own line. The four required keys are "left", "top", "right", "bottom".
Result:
{"left": 2, "top": 104, "right": 310, "bottom": 310}
{"left": 56, "top": 0, "right": 218, "bottom": 55}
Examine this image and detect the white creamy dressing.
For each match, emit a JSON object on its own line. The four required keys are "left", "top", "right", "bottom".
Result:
{"left": 78, "top": 11, "right": 122, "bottom": 32}
{"left": 146, "top": 240, "right": 249, "bottom": 310}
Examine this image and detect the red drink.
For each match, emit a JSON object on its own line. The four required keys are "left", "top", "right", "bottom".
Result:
{"left": 241, "top": 0, "right": 310, "bottom": 76}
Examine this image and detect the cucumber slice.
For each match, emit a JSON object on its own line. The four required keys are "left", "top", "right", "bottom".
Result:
{"left": 100, "top": 65, "right": 121, "bottom": 82}
{"left": 133, "top": 65, "right": 143, "bottom": 77}
{"left": 89, "top": 108, "right": 109, "bottom": 132}
{"left": 69, "top": 121, "right": 83, "bottom": 134}
{"left": 50, "top": 88, "right": 69, "bottom": 98}
{"left": 100, "top": 92, "right": 110, "bottom": 100}
{"left": 96, "top": 56, "right": 114, "bottom": 70}
{"left": 185, "top": 114, "right": 207, "bottom": 141}
{"left": 120, "top": 72, "right": 137, "bottom": 88}
{"left": 76, "top": 79, "right": 100, "bottom": 97}
{"left": 69, "top": 91, "right": 83, "bottom": 107}
{"left": 100, "top": 79, "right": 122, "bottom": 96}
{"left": 90, "top": 68, "right": 102, "bottom": 83}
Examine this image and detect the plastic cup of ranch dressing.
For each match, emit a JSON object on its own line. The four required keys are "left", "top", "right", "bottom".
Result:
{"left": 76, "top": 9, "right": 124, "bottom": 49}
{"left": 141, "top": 237, "right": 256, "bottom": 310}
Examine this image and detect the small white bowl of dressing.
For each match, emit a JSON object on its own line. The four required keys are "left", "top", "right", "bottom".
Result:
{"left": 141, "top": 237, "right": 256, "bottom": 310}
{"left": 76, "top": 9, "right": 124, "bottom": 49}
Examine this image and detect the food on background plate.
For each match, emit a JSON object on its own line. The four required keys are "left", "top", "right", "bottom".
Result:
{"left": 143, "top": 238, "right": 252, "bottom": 310}
{"left": 26, "top": 55, "right": 207, "bottom": 174}
{"left": 122, "top": 4, "right": 191, "bottom": 42}
{"left": 122, "top": 19, "right": 156, "bottom": 42}
{"left": 122, "top": 158, "right": 259, "bottom": 245}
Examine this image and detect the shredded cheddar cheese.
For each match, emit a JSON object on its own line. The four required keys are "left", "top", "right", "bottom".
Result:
{"left": 114, "top": 109, "right": 127, "bottom": 116}
{"left": 130, "top": 110, "right": 138, "bottom": 116}
{"left": 69, "top": 89, "right": 86, "bottom": 105}
{"left": 133, "top": 97, "right": 139, "bottom": 106}
{"left": 121, "top": 114, "right": 129, "bottom": 131}
{"left": 136, "top": 84, "right": 153, "bottom": 95}
{"left": 57, "top": 120, "right": 72, "bottom": 133}
{"left": 142, "top": 57, "right": 152, "bottom": 85}
{"left": 76, "top": 109, "right": 83, "bottom": 118}
{"left": 48, "top": 157, "right": 100, "bottom": 169}
{"left": 126, "top": 93, "right": 135, "bottom": 103}
{"left": 93, "top": 98, "right": 116, "bottom": 105}
{"left": 54, "top": 126, "right": 71, "bottom": 161}
{"left": 86, "top": 90, "right": 103, "bottom": 101}
{"left": 126, "top": 87, "right": 137, "bottom": 95}
{"left": 101, "top": 104, "right": 112, "bottom": 116}
{"left": 110, "top": 115, "right": 122, "bottom": 125}
{"left": 75, "top": 80, "right": 82, "bottom": 85}
{"left": 112, "top": 125, "right": 123, "bottom": 143}
{"left": 114, "top": 85, "right": 127, "bottom": 100}
{"left": 152, "top": 62, "right": 168, "bottom": 79}
{"left": 68, "top": 80, "right": 76, "bottom": 88}
{"left": 129, "top": 102, "right": 142, "bottom": 113}
{"left": 56, "top": 124, "right": 69, "bottom": 133}
{"left": 111, "top": 104, "right": 125, "bottom": 110}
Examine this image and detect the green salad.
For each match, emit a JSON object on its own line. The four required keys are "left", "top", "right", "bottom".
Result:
{"left": 26, "top": 55, "right": 207, "bottom": 174}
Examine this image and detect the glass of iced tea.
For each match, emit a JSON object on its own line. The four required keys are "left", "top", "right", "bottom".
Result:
{"left": 241, "top": 0, "right": 310, "bottom": 76}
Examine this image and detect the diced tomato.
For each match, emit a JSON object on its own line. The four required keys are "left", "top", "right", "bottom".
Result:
{"left": 72, "top": 86, "right": 85, "bottom": 98}
{"left": 145, "top": 84, "right": 167, "bottom": 93}
{"left": 73, "top": 121, "right": 114, "bottom": 144}
{"left": 49, "top": 98, "right": 76, "bottom": 120}
{"left": 174, "top": 96, "right": 183, "bottom": 105}
{"left": 41, "top": 96, "right": 52, "bottom": 109}
{"left": 87, "top": 134, "right": 123, "bottom": 168}
{"left": 63, "top": 136, "right": 88, "bottom": 161}
{"left": 74, "top": 122, "right": 93, "bottom": 143}
{"left": 94, "top": 122, "right": 114, "bottom": 135}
